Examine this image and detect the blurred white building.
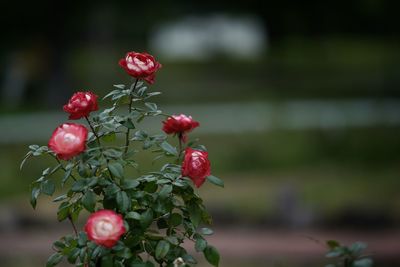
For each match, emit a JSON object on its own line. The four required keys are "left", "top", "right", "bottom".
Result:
{"left": 150, "top": 14, "right": 267, "bottom": 61}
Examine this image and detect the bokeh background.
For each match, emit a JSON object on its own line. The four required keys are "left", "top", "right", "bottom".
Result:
{"left": 1, "top": 1, "right": 399, "bottom": 266}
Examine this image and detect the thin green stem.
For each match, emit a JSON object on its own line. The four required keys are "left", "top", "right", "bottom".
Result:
{"left": 85, "top": 116, "right": 114, "bottom": 179}
{"left": 85, "top": 116, "right": 101, "bottom": 147}
{"left": 53, "top": 155, "right": 77, "bottom": 181}
{"left": 124, "top": 78, "right": 139, "bottom": 155}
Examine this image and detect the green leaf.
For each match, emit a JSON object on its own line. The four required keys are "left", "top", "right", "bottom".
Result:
{"left": 101, "top": 132, "right": 116, "bottom": 142}
{"left": 113, "top": 84, "right": 126, "bottom": 89}
{"left": 41, "top": 180, "right": 56, "bottom": 196}
{"left": 160, "top": 141, "right": 178, "bottom": 156}
{"left": 103, "top": 149, "right": 123, "bottom": 159}
{"left": 81, "top": 190, "right": 96, "bottom": 212}
{"left": 71, "top": 179, "right": 87, "bottom": 192}
{"left": 30, "top": 187, "right": 41, "bottom": 209}
{"left": 116, "top": 247, "right": 132, "bottom": 259}
{"left": 206, "top": 175, "right": 224, "bottom": 188}
{"left": 195, "top": 236, "right": 207, "bottom": 252}
{"left": 20, "top": 151, "right": 32, "bottom": 170}
{"left": 46, "top": 252, "right": 63, "bottom": 267}
{"left": 108, "top": 162, "right": 124, "bottom": 178}
{"left": 204, "top": 245, "right": 220, "bottom": 267}
{"left": 188, "top": 203, "right": 202, "bottom": 228}
{"left": 126, "top": 211, "right": 141, "bottom": 220}
{"left": 104, "top": 183, "right": 121, "bottom": 195}
{"left": 57, "top": 202, "right": 71, "bottom": 221}
{"left": 144, "top": 182, "right": 158, "bottom": 193}
{"left": 145, "top": 102, "right": 158, "bottom": 112}
{"left": 350, "top": 242, "right": 367, "bottom": 255}
{"left": 155, "top": 240, "right": 170, "bottom": 259}
{"left": 183, "top": 254, "right": 197, "bottom": 264}
{"left": 140, "top": 209, "right": 154, "bottom": 228}
{"left": 169, "top": 213, "right": 183, "bottom": 227}
{"left": 165, "top": 236, "right": 179, "bottom": 245}
{"left": 159, "top": 184, "right": 172, "bottom": 199}
{"left": 100, "top": 256, "right": 114, "bottom": 267}
{"left": 353, "top": 258, "right": 373, "bottom": 267}
{"left": 326, "top": 248, "right": 344, "bottom": 258}
{"left": 62, "top": 167, "right": 73, "bottom": 186}
{"left": 121, "top": 179, "right": 140, "bottom": 190}
{"left": 53, "top": 194, "right": 68, "bottom": 202}
{"left": 116, "top": 191, "right": 130, "bottom": 212}
{"left": 201, "top": 227, "right": 214, "bottom": 235}
{"left": 91, "top": 245, "right": 103, "bottom": 259}
{"left": 78, "top": 232, "right": 87, "bottom": 246}
{"left": 132, "top": 130, "right": 148, "bottom": 141}
{"left": 67, "top": 248, "right": 80, "bottom": 264}
{"left": 326, "top": 240, "right": 340, "bottom": 249}
{"left": 122, "top": 119, "right": 135, "bottom": 129}
{"left": 131, "top": 261, "right": 155, "bottom": 267}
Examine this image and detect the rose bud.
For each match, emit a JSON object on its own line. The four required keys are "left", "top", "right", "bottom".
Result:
{"left": 119, "top": 51, "right": 162, "bottom": 84}
{"left": 162, "top": 114, "right": 200, "bottom": 142}
{"left": 182, "top": 148, "right": 211, "bottom": 188}
{"left": 48, "top": 123, "right": 88, "bottom": 160}
{"left": 84, "top": 209, "right": 126, "bottom": 248}
{"left": 63, "top": 91, "right": 98, "bottom": 120}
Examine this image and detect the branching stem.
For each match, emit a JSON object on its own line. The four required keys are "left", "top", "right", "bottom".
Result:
{"left": 85, "top": 116, "right": 114, "bottom": 179}
{"left": 124, "top": 78, "right": 139, "bottom": 155}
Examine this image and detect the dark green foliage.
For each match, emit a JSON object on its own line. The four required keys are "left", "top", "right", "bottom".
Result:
{"left": 325, "top": 240, "right": 373, "bottom": 267}
{"left": 23, "top": 79, "right": 223, "bottom": 267}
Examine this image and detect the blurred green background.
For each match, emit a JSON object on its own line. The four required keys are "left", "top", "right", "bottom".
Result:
{"left": 1, "top": 0, "right": 399, "bottom": 266}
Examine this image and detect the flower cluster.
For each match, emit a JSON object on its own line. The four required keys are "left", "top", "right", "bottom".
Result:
{"left": 23, "top": 51, "right": 223, "bottom": 267}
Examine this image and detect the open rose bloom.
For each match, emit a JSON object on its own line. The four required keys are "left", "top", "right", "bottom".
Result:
{"left": 63, "top": 91, "right": 98, "bottom": 120}
{"left": 85, "top": 210, "right": 126, "bottom": 248}
{"left": 162, "top": 114, "right": 200, "bottom": 142}
{"left": 48, "top": 123, "right": 88, "bottom": 160}
{"left": 182, "top": 148, "right": 211, "bottom": 188}
{"left": 119, "top": 52, "right": 161, "bottom": 84}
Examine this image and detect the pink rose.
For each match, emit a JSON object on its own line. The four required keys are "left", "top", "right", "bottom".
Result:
{"left": 48, "top": 123, "right": 88, "bottom": 160}
{"left": 63, "top": 91, "right": 98, "bottom": 120}
{"left": 119, "top": 52, "right": 162, "bottom": 84}
{"left": 162, "top": 114, "right": 200, "bottom": 142}
{"left": 182, "top": 148, "right": 211, "bottom": 188}
{"left": 84, "top": 210, "right": 126, "bottom": 248}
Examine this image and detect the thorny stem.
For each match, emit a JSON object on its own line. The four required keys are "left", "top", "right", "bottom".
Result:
{"left": 85, "top": 116, "right": 114, "bottom": 179}
{"left": 124, "top": 78, "right": 139, "bottom": 155}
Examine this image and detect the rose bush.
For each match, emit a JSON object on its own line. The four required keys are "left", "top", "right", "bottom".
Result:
{"left": 22, "top": 51, "right": 224, "bottom": 267}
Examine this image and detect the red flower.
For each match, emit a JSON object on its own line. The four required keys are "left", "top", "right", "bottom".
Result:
{"left": 48, "top": 123, "right": 88, "bottom": 160}
{"left": 162, "top": 114, "right": 200, "bottom": 142}
{"left": 84, "top": 210, "right": 126, "bottom": 248}
{"left": 119, "top": 52, "right": 162, "bottom": 84}
{"left": 182, "top": 148, "right": 211, "bottom": 188}
{"left": 63, "top": 92, "right": 98, "bottom": 120}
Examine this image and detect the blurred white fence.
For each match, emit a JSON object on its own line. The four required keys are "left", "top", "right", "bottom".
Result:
{"left": 1, "top": 99, "right": 400, "bottom": 144}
